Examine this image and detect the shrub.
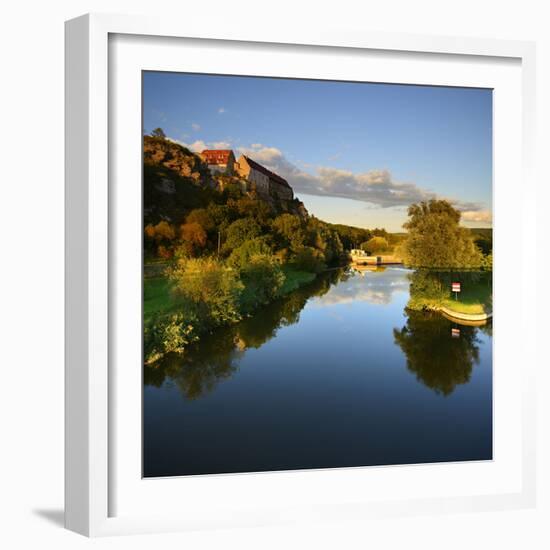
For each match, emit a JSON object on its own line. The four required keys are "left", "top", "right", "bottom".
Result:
{"left": 481, "top": 253, "right": 493, "bottom": 272}
{"left": 239, "top": 255, "right": 285, "bottom": 312}
{"left": 179, "top": 221, "right": 207, "bottom": 256}
{"left": 406, "top": 270, "right": 449, "bottom": 311}
{"left": 222, "top": 218, "right": 262, "bottom": 253}
{"left": 272, "top": 213, "right": 307, "bottom": 251}
{"left": 292, "top": 246, "right": 326, "bottom": 273}
{"left": 186, "top": 208, "right": 216, "bottom": 233}
{"left": 144, "top": 312, "right": 198, "bottom": 364}
{"left": 227, "top": 237, "right": 273, "bottom": 270}
{"left": 156, "top": 245, "right": 173, "bottom": 259}
{"left": 168, "top": 257, "right": 243, "bottom": 328}
{"left": 361, "top": 236, "right": 389, "bottom": 254}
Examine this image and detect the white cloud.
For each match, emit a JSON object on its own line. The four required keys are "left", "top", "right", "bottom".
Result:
{"left": 236, "top": 144, "right": 489, "bottom": 215}
{"left": 218, "top": 107, "right": 226, "bottom": 114}
{"left": 167, "top": 138, "right": 489, "bottom": 218}
{"left": 167, "top": 137, "right": 232, "bottom": 153}
{"left": 460, "top": 210, "right": 492, "bottom": 223}
{"left": 167, "top": 138, "right": 207, "bottom": 152}
{"left": 191, "top": 123, "right": 201, "bottom": 131}
{"left": 311, "top": 271, "right": 410, "bottom": 306}
{"left": 210, "top": 141, "right": 232, "bottom": 149}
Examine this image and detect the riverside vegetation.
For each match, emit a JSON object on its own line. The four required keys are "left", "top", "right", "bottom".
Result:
{"left": 143, "top": 133, "right": 398, "bottom": 364}
{"left": 143, "top": 132, "right": 492, "bottom": 364}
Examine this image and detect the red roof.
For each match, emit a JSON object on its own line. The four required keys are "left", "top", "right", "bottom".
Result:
{"left": 201, "top": 149, "right": 234, "bottom": 165}
{"left": 243, "top": 156, "right": 291, "bottom": 188}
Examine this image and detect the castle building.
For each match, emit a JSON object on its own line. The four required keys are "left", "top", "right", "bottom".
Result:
{"left": 234, "top": 155, "right": 293, "bottom": 201}
{"left": 200, "top": 149, "right": 236, "bottom": 174}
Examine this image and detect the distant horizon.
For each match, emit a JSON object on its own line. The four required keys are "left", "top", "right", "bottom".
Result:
{"left": 144, "top": 71, "right": 493, "bottom": 232}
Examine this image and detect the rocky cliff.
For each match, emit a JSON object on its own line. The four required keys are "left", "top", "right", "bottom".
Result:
{"left": 143, "top": 136, "right": 308, "bottom": 225}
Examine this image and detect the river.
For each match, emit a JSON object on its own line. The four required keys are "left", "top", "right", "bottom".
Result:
{"left": 143, "top": 266, "right": 493, "bottom": 477}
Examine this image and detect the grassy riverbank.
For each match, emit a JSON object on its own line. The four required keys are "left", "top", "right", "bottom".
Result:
{"left": 144, "top": 264, "right": 318, "bottom": 325}
{"left": 407, "top": 270, "right": 492, "bottom": 316}
{"left": 440, "top": 282, "right": 492, "bottom": 315}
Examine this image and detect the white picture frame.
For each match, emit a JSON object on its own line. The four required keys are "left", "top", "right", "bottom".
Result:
{"left": 65, "top": 13, "right": 537, "bottom": 537}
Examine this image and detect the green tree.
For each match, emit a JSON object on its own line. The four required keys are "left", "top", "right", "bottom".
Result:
{"left": 151, "top": 127, "right": 166, "bottom": 139}
{"left": 227, "top": 237, "right": 273, "bottom": 270}
{"left": 231, "top": 197, "right": 273, "bottom": 226}
{"left": 272, "top": 213, "right": 307, "bottom": 251}
{"left": 394, "top": 310, "right": 481, "bottom": 396}
{"left": 292, "top": 246, "right": 326, "bottom": 273}
{"left": 239, "top": 255, "right": 285, "bottom": 312}
{"left": 168, "top": 257, "right": 243, "bottom": 327}
{"left": 144, "top": 312, "right": 198, "bottom": 364}
{"left": 361, "top": 236, "right": 389, "bottom": 254}
{"left": 481, "top": 253, "right": 493, "bottom": 272}
{"left": 222, "top": 218, "right": 262, "bottom": 253}
{"left": 402, "top": 200, "right": 483, "bottom": 268}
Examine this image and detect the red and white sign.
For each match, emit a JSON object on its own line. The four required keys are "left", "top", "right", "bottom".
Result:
{"left": 451, "top": 328, "right": 461, "bottom": 338}
{"left": 451, "top": 282, "right": 461, "bottom": 293}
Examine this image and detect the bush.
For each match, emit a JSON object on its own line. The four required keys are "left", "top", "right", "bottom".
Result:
{"left": 239, "top": 255, "right": 285, "bottom": 312}
{"left": 168, "top": 257, "right": 243, "bottom": 328}
{"left": 222, "top": 218, "right": 262, "bottom": 254}
{"left": 406, "top": 270, "right": 449, "bottom": 311}
{"left": 292, "top": 246, "right": 326, "bottom": 273}
{"left": 144, "top": 312, "right": 198, "bottom": 364}
{"left": 272, "top": 213, "right": 307, "bottom": 251}
{"left": 179, "top": 221, "right": 207, "bottom": 256}
{"left": 481, "top": 253, "right": 493, "bottom": 272}
{"left": 361, "top": 236, "right": 389, "bottom": 254}
{"left": 227, "top": 237, "right": 273, "bottom": 270}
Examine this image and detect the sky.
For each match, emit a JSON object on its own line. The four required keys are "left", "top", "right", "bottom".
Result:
{"left": 143, "top": 71, "right": 493, "bottom": 232}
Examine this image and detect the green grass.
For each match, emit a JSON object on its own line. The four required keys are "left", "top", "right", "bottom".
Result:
{"left": 441, "top": 279, "right": 492, "bottom": 315}
{"left": 143, "top": 277, "right": 182, "bottom": 323}
{"left": 144, "top": 265, "right": 319, "bottom": 324}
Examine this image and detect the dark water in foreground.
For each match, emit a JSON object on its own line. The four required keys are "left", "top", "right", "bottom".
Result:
{"left": 143, "top": 267, "right": 492, "bottom": 477}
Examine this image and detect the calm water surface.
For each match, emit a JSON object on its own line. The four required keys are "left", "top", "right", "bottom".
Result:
{"left": 143, "top": 267, "right": 492, "bottom": 477}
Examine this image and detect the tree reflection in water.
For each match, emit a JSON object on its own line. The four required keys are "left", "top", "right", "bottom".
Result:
{"left": 393, "top": 310, "right": 486, "bottom": 396}
{"left": 144, "top": 269, "right": 347, "bottom": 399}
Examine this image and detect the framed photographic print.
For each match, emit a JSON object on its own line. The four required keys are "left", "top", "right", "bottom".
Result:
{"left": 65, "top": 13, "right": 537, "bottom": 536}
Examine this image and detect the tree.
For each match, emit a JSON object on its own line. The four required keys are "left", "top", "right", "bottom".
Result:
{"left": 272, "top": 213, "right": 306, "bottom": 251}
{"left": 361, "top": 236, "right": 389, "bottom": 254}
{"left": 186, "top": 208, "right": 216, "bottom": 233}
{"left": 179, "top": 222, "right": 207, "bottom": 256}
{"left": 227, "top": 237, "right": 273, "bottom": 270}
{"left": 394, "top": 310, "right": 481, "bottom": 396}
{"left": 144, "top": 220, "right": 176, "bottom": 243}
{"left": 231, "top": 197, "right": 273, "bottom": 226}
{"left": 151, "top": 127, "right": 166, "bottom": 139}
{"left": 239, "top": 255, "right": 285, "bottom": 312}
{"left": 401, "top": 200, "right": 483, "bottom": 268}
{"left": 292, "top": 246, "right": 326, "bottom": 273}
{"left": 168, "top": 257, "right": 243, "bottom": 327}
{"left": 222, "top": 218, "right": 262, "bottom": 253}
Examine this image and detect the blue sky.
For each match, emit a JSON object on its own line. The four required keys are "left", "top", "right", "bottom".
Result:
{"left": 143, "top": 72, "right": 492, "bottom": 231}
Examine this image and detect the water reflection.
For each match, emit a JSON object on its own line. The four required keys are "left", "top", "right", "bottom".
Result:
{"left": 313, "top": 266, "right": 410, "bottom": 306}
{"left": 393, "top": 311, "right": 485, "bottom": 396}
{"left": 144, "top": 267, "right": 490, "bottom": 399}
{"left": 144, "top": 266, "right": 493, "bottom": 476}
{"left": 144, "top": 269, "right": 347, "bottom": 399}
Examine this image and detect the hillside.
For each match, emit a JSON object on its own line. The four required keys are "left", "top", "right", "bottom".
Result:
{"left": 143, "top": 136, "right": 308, "bottom": 227}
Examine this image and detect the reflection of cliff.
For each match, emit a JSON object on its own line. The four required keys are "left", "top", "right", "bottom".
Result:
{"left": 393, "top": 310, "right": 483, "bottom": 396}
{"left": 144, "top": 269, "right": 344, "bottom": 399}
